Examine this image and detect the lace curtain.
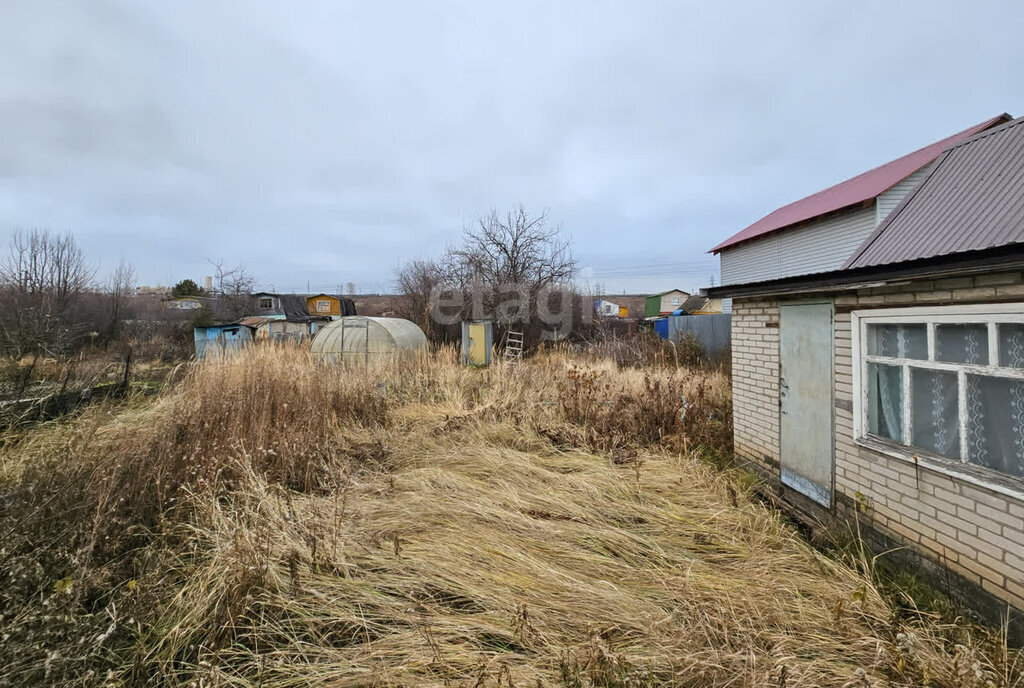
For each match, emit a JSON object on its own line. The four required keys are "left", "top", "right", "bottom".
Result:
{"left": 868, "top": 362, "right": 902, "bottom": 442}
{"left": 866, "top": 322, "right": 1024, "bottom": 478}
{"left": 966, "top": 324, "right": 1024, "bottom": 477}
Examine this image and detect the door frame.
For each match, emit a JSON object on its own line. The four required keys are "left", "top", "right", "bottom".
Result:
{"left": 777, "top": 299, "right": 836, "bottom": 510}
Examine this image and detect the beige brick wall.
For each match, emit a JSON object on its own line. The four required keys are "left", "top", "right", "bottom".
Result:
{"left": 731, "top": 298, "right": 780, "bottom": 470}
{"left": 731, "top": 271, "right": 1024, "bottom": 615}
{"left": 834, "top": 271, "right": 1024, "bottom": 612}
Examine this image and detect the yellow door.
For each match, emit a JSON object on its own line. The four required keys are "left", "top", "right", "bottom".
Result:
{"left": 468, "top": 323, "right": 487, "bottom": 365}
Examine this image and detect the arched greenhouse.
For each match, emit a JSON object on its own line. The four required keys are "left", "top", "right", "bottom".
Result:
{"left": 310, "top": 316, "right": 428, "bottom": 363}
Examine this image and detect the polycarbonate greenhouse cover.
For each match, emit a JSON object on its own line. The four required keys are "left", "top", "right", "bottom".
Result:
{"left": 310, "top": 316, "right": 427, "bottom": 359}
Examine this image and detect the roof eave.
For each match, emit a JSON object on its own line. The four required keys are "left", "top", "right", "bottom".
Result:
{"left": 704, "top": 245, "right": 1024, "bottom": 300}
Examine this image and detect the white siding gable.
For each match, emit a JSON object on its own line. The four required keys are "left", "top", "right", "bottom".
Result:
{"left": 720, "top": 205, "right": 876, "bottom": 286}
{"left": 875, "top": 161, "right": 934, "bottom": 225}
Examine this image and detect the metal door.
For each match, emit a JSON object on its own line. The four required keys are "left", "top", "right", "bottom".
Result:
{"left": 468, "top": 323, "right": 487, "bottom": 365}
{"left": 779, "top": 303, "right": 834, "bottom": 507}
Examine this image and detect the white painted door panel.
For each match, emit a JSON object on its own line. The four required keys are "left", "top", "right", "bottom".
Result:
{"left": 779, "top": 303, "right": 834, "bottom": 507}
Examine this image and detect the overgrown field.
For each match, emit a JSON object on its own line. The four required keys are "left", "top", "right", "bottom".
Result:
{"left": 0, "top": 346, "right": 1020, "bottom": 687}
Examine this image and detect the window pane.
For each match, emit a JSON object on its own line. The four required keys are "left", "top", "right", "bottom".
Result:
{"left": 910, "top": 368, "right": 960, "bottom": 459}
{"left": 965, "top": 375, "right": 1024, "bottom": 478}
{"left": 868, "top": 362, "right": 903, "bottom": 442}
{"left": 866, "top": 324, "right": 927, "bottom": 359}
{"left": 936, "top": 324, "right": 988, "bottom": 365}
{"left": 998, "top": 324, "right": 1024, "bottom": 368}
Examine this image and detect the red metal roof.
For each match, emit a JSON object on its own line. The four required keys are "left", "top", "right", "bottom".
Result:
{"left": 710, "top": 114, "right": 1011, "bottom": 254}
{"left": 845, "top": 116, "right": 1024, "bottom": 270}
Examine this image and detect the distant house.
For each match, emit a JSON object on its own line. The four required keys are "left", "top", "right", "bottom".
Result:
{"left": 644, "top": 289, "right": 690, "bottom": 318}
{"left": 251, "top": 293, "right": 305, "bottom": 319}
{"left": 164, "top": 296, "right": 205, "bottom": 310}
{"left": 246, "top": 292, "right": 356, "bottom": 339}
{"left": 305, "top": 293, "right": 357, "bottom": 319}
{"left": 706, "top": 114, "right": 1024, "bottom": 637}
{"left": 594, "top": 299, "right": 622, "bottom": 318}
{"left": 593, "top": 294, "right": 644, "bottom": 320}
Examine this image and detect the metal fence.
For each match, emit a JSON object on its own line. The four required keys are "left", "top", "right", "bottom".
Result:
{"left": 664, "top": 314, "right": 731, "bottom": 355}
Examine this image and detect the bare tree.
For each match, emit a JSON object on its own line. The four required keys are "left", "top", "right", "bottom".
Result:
{"left": 454, "top": 206, "right": 577, "bottom": 293}
{"left": 395, "top": 206, "right": 579, "bottom": 343}
{"left": 345, "top": 281, "right": 356, "bottom": 296}
{"left": 207, "top": 258, "right": 255, "bottom": 320}
{"left": 452, "top": 206, "right": 578, "bottom": 333}
{"left": 0, "top": 229, "right": 96, "bottom": 357}
{"left": 103, "top": 257, "right": 137, "bottom": 341}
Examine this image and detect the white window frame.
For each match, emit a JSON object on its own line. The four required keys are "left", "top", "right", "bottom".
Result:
{"left": 852, "top": 303, "right": 1024, "bottom": 499}
{"left": 259, "top": 297, "right": 274, "bottom": 310}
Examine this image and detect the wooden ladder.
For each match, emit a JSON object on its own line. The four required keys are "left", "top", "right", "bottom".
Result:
{"left": 503, "top": 329, "right": 524, "bottom": 362}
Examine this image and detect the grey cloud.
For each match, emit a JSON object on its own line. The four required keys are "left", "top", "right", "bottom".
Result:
{"left": 1, "top": 0, "right": 1023, "bottom": 294}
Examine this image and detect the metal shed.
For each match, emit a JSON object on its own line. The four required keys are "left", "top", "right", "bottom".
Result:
{"left": 194, "top": 323, "right": 254, "bottom": 359}
{"left": 310, "top": 316, "right": 428, "bottom": 363}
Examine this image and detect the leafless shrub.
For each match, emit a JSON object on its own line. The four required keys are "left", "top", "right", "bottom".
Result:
{"left": 0, "top": 229, "right": 97, "bottom": 358}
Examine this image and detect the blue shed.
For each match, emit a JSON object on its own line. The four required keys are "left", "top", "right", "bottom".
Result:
{"left": 194, "top": 323, "right": 254, "bottom": 359}
{"left": 653, "top": 318, "right": 669, "bottom": 340}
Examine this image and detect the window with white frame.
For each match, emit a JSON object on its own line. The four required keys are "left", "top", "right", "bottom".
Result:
{"left": 259, "top": 297, "right": 274, "bottom": 310}
{"left": 853, "top": 304, "right": 1024, "bottom": 481}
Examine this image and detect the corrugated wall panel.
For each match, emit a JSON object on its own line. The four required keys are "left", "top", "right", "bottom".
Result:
{"left": 720, "top": 205, "right": 876, "bottom": 285}
{"left": 666, "top": 314, "right": 732, "bottom": 354}
{"left": 876, "top": 161, "right": 934, "bottom": 224}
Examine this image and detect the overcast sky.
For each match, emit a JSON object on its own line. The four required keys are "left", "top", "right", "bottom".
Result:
{"left": 1, "top": 1, "right": 1022, "bottom": 294}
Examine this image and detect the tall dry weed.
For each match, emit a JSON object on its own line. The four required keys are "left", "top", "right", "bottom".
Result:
{"left": 0, "top": 343, "right": 1019, "bottom": 687}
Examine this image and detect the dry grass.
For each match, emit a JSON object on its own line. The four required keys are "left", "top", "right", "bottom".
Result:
{"left": 0, "top": 344, "right": 1019, "bottom": 687}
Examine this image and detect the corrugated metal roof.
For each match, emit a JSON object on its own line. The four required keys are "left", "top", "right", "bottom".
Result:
{"left": 710, "top": 114, "right": 1010, "bottom": 254}
{"left": 845, "top": 117, "right": 1024, "bottom": 270}
{"left": 679, "top": 295, "right": 710, "bottom": 313}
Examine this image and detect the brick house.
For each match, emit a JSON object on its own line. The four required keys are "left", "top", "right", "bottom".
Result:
{"left": 706, "top": 114, "right": 1024, "bottom": 638}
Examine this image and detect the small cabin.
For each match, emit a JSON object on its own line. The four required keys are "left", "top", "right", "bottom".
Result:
{"left": 305, "top": 294, "right": 357, "bottom": 319}
{"left": 707, "top": 113, "right": 1024, "bottom": 639}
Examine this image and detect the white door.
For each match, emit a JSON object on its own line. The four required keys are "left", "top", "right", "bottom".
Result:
{"left": 779, "top": 303, "right": 834, "bottom": 507}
